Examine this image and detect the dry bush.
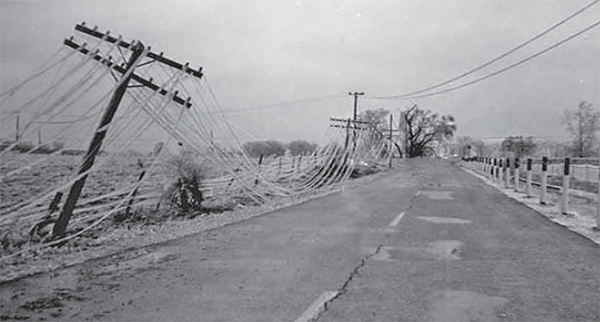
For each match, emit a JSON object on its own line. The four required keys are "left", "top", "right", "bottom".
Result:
{"left": 159, "top": 150, "right": 209, "bottom": 214}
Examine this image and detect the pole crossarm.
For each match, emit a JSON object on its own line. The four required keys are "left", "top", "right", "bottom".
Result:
{"left": 329, "top": 117, "right": 370, "bottom": 125}
{"left": 74, "top": 22, "right": 203, "bottom": 78}
{"left": 64, "top": 37, "right": 192, "bottom": 108}
{"left": 330, "top": 124, "right": 369, "bottom": 130}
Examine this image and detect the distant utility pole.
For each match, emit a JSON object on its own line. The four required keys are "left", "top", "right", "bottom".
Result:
{"left": 348, "top": 92, "right": 364, "bottom": 152}
{"left": 52, "top": 22, "right": 203, "bottom": 238}
{"left": 349, "top": 92, "right": 364, "bottom": 124}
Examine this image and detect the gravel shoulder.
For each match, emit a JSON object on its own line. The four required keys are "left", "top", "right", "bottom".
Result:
{"left": 459, "top": 163, "right": 600, "bottom": 245}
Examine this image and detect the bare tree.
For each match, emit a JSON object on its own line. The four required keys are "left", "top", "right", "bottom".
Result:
{"left": 563, "top": 101, "right": 600, "bottom": 157}
{"left": 403, "top": 104, "right": 456, "bottom": 157}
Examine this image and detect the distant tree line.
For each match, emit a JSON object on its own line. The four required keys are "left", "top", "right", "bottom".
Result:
{"left": 243, "top": 140, "right": 318, "bottom": 158}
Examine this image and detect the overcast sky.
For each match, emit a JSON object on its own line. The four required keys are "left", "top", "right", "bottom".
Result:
{"left": 1, "top": 0, "right": 599, "bottom": 145}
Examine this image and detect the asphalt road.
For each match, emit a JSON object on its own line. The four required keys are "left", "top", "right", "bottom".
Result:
{"left": 1, "top": 159, "right": 599, "bottom": 321}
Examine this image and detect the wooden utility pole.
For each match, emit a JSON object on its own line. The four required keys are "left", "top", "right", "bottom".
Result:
{"left": 51, "top": 23, "right": 203, "bottom": 238}
{"left": 349, "top": 92, "right": 364, "bottom": 153}
{"left": 53, "top": 42, "right": 146, "bottom": 237}
{"left": 345, "top": 118, "right": 351, "bottom": 149}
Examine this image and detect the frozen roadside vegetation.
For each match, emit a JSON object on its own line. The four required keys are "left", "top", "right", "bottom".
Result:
{"left": 0, "top": 163, "right": 388, "bottom": 283}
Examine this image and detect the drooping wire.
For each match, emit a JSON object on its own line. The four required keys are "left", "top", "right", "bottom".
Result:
{"left": 369, "top": 0, "right": 600, "bottom": 100}
{"left": 372, "top": 20, "right": 600, "bottom": 100}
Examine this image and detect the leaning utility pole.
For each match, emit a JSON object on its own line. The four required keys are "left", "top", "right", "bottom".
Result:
{"left": 348, "top": 92, "right": 364, "bottom": 152}
{"left": 52, "top": 23, "right": 202, "bottom": 238}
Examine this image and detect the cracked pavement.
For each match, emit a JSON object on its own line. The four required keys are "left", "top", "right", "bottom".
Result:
{"left": 1, "top": 159, "right": 598, "bottom": 321}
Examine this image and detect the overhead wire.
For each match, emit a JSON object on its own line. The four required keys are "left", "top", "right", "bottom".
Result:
{"left": 369, "top": 0, "right": 600, "bottom": 100}
{"left": 371, "top": 20, "right": 600, "bottom": 100}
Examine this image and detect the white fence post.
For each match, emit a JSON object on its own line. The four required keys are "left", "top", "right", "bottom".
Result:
{"left": 481, "top": 157, "right": 485, "bottom": 173}
{"left": 561, "top": 157, "right": 570, "bottom": 215}
{"left": 504, "top": 158, "right": 510, "bottom": 188}
{"left": 497, "top": 159, "right": 502, "bottom": 185}
{"left": 515, "top": 158, "right": 519, "bottom": 192}
{"left": 526, "top": 158, "right": 533, "bottom": 197}
{"left": 540, "top": 156, "right": 548, "bottom": 205}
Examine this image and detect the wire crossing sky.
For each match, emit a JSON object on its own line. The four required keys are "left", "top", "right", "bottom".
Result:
{"left": 368, "top": 20, "right": 600, "bottom": 100}
{"left": 367, "top": 0, "right": 600, "bottom": 100}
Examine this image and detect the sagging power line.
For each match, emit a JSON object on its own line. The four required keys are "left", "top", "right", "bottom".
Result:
{"left": 368, "top": 20, "right": 600, "bottom": 100}
{"left": 368, "top": 0, "right": 599, "bottom": 100}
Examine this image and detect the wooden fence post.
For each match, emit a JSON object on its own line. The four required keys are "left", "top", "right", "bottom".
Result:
{"left": 540, "top": 156, "right": 548, "bottom": 205}
{"left": 125, "top": 170, "right": 146, "bottom": 217}
{"left": 526, "top": 158, "right": 533, "bottom": 197}
{"left": 514, "top": 158, "right": 520, "bottom": 192}
{"left": 561, "top": 157, "right": 570, "bottom": 215}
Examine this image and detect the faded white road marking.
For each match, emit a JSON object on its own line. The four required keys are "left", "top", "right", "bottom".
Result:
{"left": 420, "top": 190, "right": 454, "bottom": 200}
{"left": 415, "top": 191, "right": 422, "bottom": 196}
{"left": 416, "top": 216, "right": 472, "bottom": 224}
{"left": 294, "top": 291, "right": 339, "bottom": 322}
{"left": 389, "top": 212, "right": 405, "bottom": 227}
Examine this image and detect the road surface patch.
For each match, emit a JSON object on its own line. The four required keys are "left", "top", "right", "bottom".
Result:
{"left": 294, "top": 291, "right": 340, "bottom": 322}
{"left": 427, "top": 290, "right": 509, "bottom": 321}
{"left": 425, "top": 240, "right": 464, "bottom": 260}
{"left": 416, "top": 216, "right": 472, "bottom": 224}
{"left": 388, "top": 212, "right": 405, "bottom": 227}
{"left": 419, "top": 190, "right": 455, "bottom": 200}
{"left": 372, "top": 247, "right": 393, "bottom": 261}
